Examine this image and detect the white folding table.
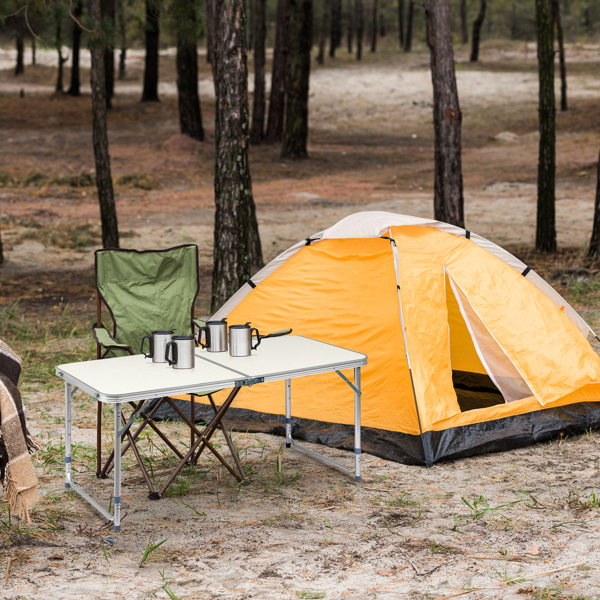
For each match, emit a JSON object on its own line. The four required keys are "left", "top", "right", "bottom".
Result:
{"left": 56, "top": 336, "right": 367, "bottom": 531}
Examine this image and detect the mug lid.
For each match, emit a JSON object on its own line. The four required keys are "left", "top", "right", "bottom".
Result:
{"left": 229, "top": 324, "right": 251, "bottom": 329}
{"left": 207, "top": 320, "right": 227, "bottom": 325}
{"left": 172, "top": 335, "right": 195, "bottom": 340}
{"left": 153, "top": 329, "right": 174, "bottom": 334}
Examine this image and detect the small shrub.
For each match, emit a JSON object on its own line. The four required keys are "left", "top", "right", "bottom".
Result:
{"left": 116, "top": 172, "right": 161, "bottom": 191}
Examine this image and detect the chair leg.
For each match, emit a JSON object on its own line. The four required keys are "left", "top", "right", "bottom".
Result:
{"left": 190, "top": 394, "right": 195, "bottom": 451}
{"left": 120, "top": 413, "right": 158, "bottom": 497}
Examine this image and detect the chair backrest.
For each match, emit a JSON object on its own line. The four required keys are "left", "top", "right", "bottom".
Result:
{"left": 95, "top": 245, "right": 199, "bottom": 356}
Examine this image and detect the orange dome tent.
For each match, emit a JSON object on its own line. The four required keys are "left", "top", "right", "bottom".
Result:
{"left": 171, "top": 212, "right": 600, "bottom": 466}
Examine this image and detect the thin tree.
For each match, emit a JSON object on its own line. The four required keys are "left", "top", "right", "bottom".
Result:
{"left": 470, "top": 0, "right": 486, "bottom": 62}
{"left": 347, "top": 0, "right": 353, "bottom": 52}
{"left": 425, "top": 0, "right": 464, "bottom": 227}
{"left": 175, "top": 0, "right": 204, "bottom": 141}
{"left": 404, "top": 0, "right": 413, "bottom": 51}
{"left": 535, "top": 0, "right": 556, "bottom": 252}
{"left": 31, "top": 34, "right": 36, "bottom": 66}
{"left": 206, "top": 0, "right": 216, "bottom": 64}
{"left": 330, "top": 0, "right": 341, "bottom": 57}
{"left": 588, "top": 151, "right": 600, "bottom": 259}
{"left": 281, "top": 0, "right": 312, "bottom": 159}
{"left": 265, "top": 0, "right": 289, "bottom": 143}
{"left": 15, "top": 15, "right": 25, "bottom": 75}
{"left": 0, "top": 225, "right": 3, "bottom": 266}
{"left": 551, "top": 0, "right": 567, "bottom": 111}
{"left": 141, "top": 0, "right": 160, "bottom": 102}
{"left": 356, "top": 0, "right": 363, "bottom": 59}
{"left": 211, "top": 0, "right": 263, "bottom": 311}
{"left": 317, "top": 0, "right": 330, "bottom": 65}
{"left": 398, "top": 0, "right": 404, "bottom": 48}
{"left": 89, "top": 0, "right": 119, "bottom": 247}
{"left": 102, "top": 0, "right": 115, "bottom": 107}
{"left": 250, "top": 0, "right": 266, "bottom": 143}
{"left": 369, "top": 0, "right": 378, "bottom": 52}
{"left": 54, "top": 8, "right": 68, "bottom": 93}
{"left": 460, "top": 0, "right": 468, "bottom": 43}
{"left": 67, "top": 0, "right": 83, "bottom": 96}
{"left": 117, "top": 0, "right": 127, "bottom": 79}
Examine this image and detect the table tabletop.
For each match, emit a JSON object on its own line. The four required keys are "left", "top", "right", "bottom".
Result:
{"left": 56, "top": 336, "right": 367, "bottom": 403}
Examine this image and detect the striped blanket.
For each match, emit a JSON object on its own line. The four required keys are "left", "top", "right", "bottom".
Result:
{"left": 0, "top": 341, "right": 41, "bottom": 521}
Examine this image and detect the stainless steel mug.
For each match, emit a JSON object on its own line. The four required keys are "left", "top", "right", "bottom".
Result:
{"left": 198, "top": 319, "right": 228, "bottom": 353}
{"left": 229, "top": 323, "right": 260, "bottom": 357}
{"left": 165, "top": 335, "right": 196, "bottom": 369}
{"left": 141, "top": 330, "right": 174, "bottom": 364}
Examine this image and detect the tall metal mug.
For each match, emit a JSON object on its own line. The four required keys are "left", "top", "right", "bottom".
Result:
{"left": 229, "top": 323, "right": 260, "bottom": 357}
{"left": 165, "top": 335, "right": 196, "bottom": 369}
{"left": 198, "top": 319, "right": 228, "bottom": 353}
{"left": 141, "top": 330, "right": 174, "bottom": 364}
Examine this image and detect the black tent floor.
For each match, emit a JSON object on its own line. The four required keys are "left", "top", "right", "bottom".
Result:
{"left": 145, "top": 397, "right": 600, "bottom": 466}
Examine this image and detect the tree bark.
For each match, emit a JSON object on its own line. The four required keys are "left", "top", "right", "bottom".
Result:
{"left": 460, "top": 0, "right": 468, "bottom": 43}
{"left": 0, "top": 224, "right": 3, "bottom": 266}
{"left": 425, "top": 0, "right": 464, "bottom": 228}
{"left": 535, "top": 0, "right": 556, "bottom": 253}
{"left": 317, "top": 0, "right": 330, "bottom": 65}
{"left": 101, "top": 0, "right": 115, "bottom": 108}
{"left": 250, "top": 0, "right": 266, "bottom": 143}
{"left": 248, "top": 0, "right": 255, "bottom": 50}
{"left": 281, "top": 0, "right": 312, "bottom": 159}
{"left": 330, "top": 0, "right": 341, "bottom": 57}
{"left": 177, "top": 38, "right": 204, "bottom": 141}
{"left": 370, "top": 0, "right": 378, "bottom": 52}
{"left": 588, "top": 151, "right": 600, "bottom": 259}
{"left": 141, "top": 0, "right": 160, "bottom": 102}
{"left": 117, "top": 0, "right": 127, "bottom": 79}
{"left": 55, "top": 14, "right": 67, "bottom": 93}
{"left": 356, "top": 0, "right": 363, "bottom": 59}
{"left": 68, "top": 0, "right": 83, "bottom": 96}
{"left": 379, "top": 10, "right": 385, "bottom": 36}
{"left": 265, "top": 0, "right": 289, "bottom": 143}
{"left": 31, "top": 34, "right": 36, "bottom": 66}
{"left": 15, "top": 16, "right": 24, "bottom": 76}
{"left": 347, "top": 0, "right": 353, "bottom": 52}
{"left": 89, "top": 0, "right": 119, "bottom": 248}
{"left": 206, "top": 0, "right": 216, "bottom": 64}
{"left": 470, "top": 0, "right": 486, "bottom": 62}
{"left": 398, "top": 0, "right": 404, "bottom": 48}
{"left": 551, "top": 0, "right": 567, "bottom": 111}
{"left": 510, "top": 1, "right": 518, "bottom": 39}
{"left": 404, "top": 1, "right": 414, "bottom": 52}
{"left": 212, "top": 0, "right": 263, "bottom": 311}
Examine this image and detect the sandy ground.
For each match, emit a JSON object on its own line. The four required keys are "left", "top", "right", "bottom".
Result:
{"left": 1, "top": 45, "right": 600, "bottom": 599}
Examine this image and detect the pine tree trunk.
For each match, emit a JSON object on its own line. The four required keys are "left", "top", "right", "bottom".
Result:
{"left": 15, "top": 17, "right": 24, "bottom": 76}
{"left": 398, "top": 0, "right": 404, "bottom": 48}
{"left": 281, "top": 0, "right": 312, "bottom": 159}
{"left": 356, "top": 0, "right": 363, "bottom": 59}
{"left": 248, "top": 0, "right": 255, "bottom": 51}
{"left": 206, "top": 0, "right": 216, "bottom": 64}
{"left": 379, "top": 11, "right": 385, "bottom": 36}
{"left": 89, "top": 0, "right": 119, "bottom": 248}
{"left": 425, "top": 0, "right": 464, "bottom": 227}
{"left": 68, "top": 0, "right": 83, "bottom": 96}
{"left": 141, "top": 0, "right": 160, "bottom": 102}
{"left": 535, "top": 0, "right": 556, "bottom": 253}
{"left": 102, "top": 0, "right": 115, "bottom": 107}
{"left": 177, "top": 38, "right": 204, "bottom": 141}
{"left": 510, "top": 1, "right": 518, "bottom": 39}
{"left": 330, "top": 0, "right": 340, "bottom": 57}
{"left": 265, "top": 0, "right": 290, "bottom": 143}
{"left": 404, "top": 1, "right": 414, "bottom": 51}
{"left": 460, "top": 0, "right": 468, "bottom": 43}
{"left": 117, "top": 0, "right": 127, "bottom": 79}
{"left": 250, "top": 0, "right": 266, "bottom": 143}
{"left": 31, "top": 35, "right": 36, "bottom": 66}
{"left": 552, "top": 0, "right": 567, "bottom": 111}
{"left": 588, "top": 151, "right": 600, "bottom": 259}
{"left": 347, "top": 0, "right": 353, "bottom": 52}
{"left": 0, "top": 224, "right": 3, "bottom": 266}
{"left": 470, "top": 0, "right": 486, "bottom": 62}
{"left": 212, "top": 0, "right": 263, "bottom": 310}
{"left": 317, "top": 0, "right": 330, "bottom": 64}
{"left": 56, "top": 17, "right": 65, "bottom": 93}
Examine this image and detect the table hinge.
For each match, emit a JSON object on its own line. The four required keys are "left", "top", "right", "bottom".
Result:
{"left": 235, "top": 377, "right": 264, "bottom": 388}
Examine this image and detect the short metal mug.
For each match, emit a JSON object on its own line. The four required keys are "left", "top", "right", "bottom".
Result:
{"left": 141, "top": 330, "right": 174, "bottom": 364}
{"left": 198, "top": 318, "right": 228, "bottom": 353}
{"left": 165, "top": 335, "right": 196, "bottom": 369}
{"left": 229, "top": 323, "right": 260, "bottom": 357}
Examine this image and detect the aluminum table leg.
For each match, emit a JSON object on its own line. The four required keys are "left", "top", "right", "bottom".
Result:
{"left": 113, "top": 403, "right": 122, "bottom": 532}
{"left": 285, "top": 379, "right": 291, "bottom": 449}
{"left": 65, "top": 383, "right": 72, "bottom": 489}
{"left": 354, "top": 367, "right": 361, "bottom": 482}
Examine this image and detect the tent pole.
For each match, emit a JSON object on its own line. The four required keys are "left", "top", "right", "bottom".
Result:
{"left": 387, "top": 235, "right": 432, "bottom": 468}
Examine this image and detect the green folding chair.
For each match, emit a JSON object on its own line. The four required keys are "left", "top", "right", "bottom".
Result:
{"left": 92, "top": 245, "right": 245, "bottom": 498}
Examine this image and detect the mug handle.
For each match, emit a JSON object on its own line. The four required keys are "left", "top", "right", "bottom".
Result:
{"left": 141, "top": 335, "right": 153, "bottom": 358}
{"left": 165, "top": 341, "right": 177, "bottom": 365}
{"left": 198, "top": 326, "right": 210, "bottom": 349}
{"left": 251, "top": 328, "right": 261, "bottom": 350}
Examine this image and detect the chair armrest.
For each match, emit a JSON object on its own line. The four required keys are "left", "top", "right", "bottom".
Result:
{"left": 192, "top": 318, "right": 206, "bottom": 332}
{"left": 92, "top": 325, "right": 133, "bottom": 351}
